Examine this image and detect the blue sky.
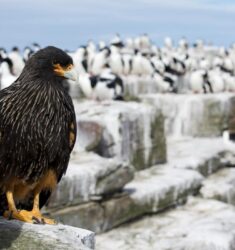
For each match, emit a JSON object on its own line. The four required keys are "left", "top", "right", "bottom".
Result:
{"left": 1, "top": 0, "right": 235, "bottom": 50}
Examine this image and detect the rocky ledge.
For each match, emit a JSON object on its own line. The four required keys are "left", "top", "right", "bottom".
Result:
{"left": 141, "top": 93, "right": 235, "bottom": 137}
{"left": 97, "top": 197, "right": 235, "bottom": 250}
{"left": 48, "top": 151, "right": 134, "bottom": 208}
{"left": 45, "top": 137, "right": 233, "bottom": 233}
{"left": 0, "top": 218, "right": 95, "bottom": 250}
{"left": 73, "top": 100, "right": 166, "bottom": 170}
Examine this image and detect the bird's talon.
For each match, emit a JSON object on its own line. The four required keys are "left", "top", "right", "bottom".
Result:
{"left": 8, "top": 211, "right": 13, "bottom": 220}
{"left": 32, "top": 216, "right": 42, "bottom": 224}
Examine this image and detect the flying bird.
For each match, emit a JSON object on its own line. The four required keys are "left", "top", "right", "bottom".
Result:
{"left": 0, "top": 46, "right": 77, "bottom": 224}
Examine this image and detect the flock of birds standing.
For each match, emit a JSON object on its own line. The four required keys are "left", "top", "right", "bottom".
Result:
{"left": 1, "top": 35, "right": 235, "bottom": 100}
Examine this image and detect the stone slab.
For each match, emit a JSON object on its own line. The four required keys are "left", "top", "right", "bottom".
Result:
{"left": 73, "top": 100, "right": 166, "bottom": 170}
{"left": 51, "top": 166, "right": 203, "bottom": 233}
{"left": 96, "top": 198, "right": 235, "bottom": 250}
{"left": 141, "top": 93, "right": 235, "bottom": 137}
{"left": 200, "top": 168, "right": 235, "bottom": 205}
{"left": 0, "top": 218, "right": 95, "bottom": 250}
{"left": 48, "top": 152, "right": 134, "bottom": 208}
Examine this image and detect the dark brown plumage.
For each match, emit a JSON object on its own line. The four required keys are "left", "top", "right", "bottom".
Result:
{"left": 0, "top": 46, "right": 77, "bottom": 224}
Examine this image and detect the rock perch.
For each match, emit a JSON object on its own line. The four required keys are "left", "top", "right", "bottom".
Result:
{"left": 0, "top": 218, "right": 95, "bottom": 250}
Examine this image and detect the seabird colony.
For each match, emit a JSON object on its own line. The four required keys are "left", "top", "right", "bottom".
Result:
{"left": 1, "top": 36, "right": 235, "bottom": 100}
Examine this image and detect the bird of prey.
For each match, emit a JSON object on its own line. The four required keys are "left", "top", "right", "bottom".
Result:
{"left": 0, "top": 46, "right": 77, "bottom": 224}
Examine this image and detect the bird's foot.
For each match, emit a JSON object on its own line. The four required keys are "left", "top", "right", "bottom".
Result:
{"left": 41, "top": 217, "right": 57, "bottom": 225}
{"left": 3, "top": 209, "right": 57, "bottom": 225}
{"left": 32, "top": 211, "right": 57, "bottom": 225}
{"left": 4, "top": 209, "right": 41, "bottom": 224}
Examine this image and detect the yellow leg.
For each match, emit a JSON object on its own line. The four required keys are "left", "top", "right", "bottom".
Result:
{"left": 3, "top": 188, "right": 56, "bottom": 225}
{"left": 6, "top": 190, "right": 17, "bottom": 212}
{"left": 31, "top": 190, "right": 56, "bottom": 225}
{"left": 33, "top": 192, "right": 40, "bottom": 212}
{"left": 4, "top": 189, "right": 37, "bottom": 224}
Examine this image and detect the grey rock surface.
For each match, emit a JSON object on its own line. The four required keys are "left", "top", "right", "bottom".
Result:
{"left": 48, "top": 152, "right": 134, "bottom": 208}
{"left": 0, "top": 218, "right": 95, "bottom": 250}
{"left": 228, "top": 95, "right": 235, "bottom": 134}
{"left": 49, "top": 137, "right": 235, "bottom": 233}
{"left": 200, "top": 168, "right": 235, "bottom": 204}
{"left": 167, "top": 137, "right": 229, "bottom": 176}
{"left": 124, "top": 166, "right": 203, "bottom": 213}
{"left": 51, "top": 166, "right": 203, "bottom": 233}
{"left": 141, "top": 93, "right": 234, "bottom": 137}
{"left": 96, "top": 198, "right": 235, "bottom": 250}
{"left": 220, "top": 150, "right": 235, "bottom": 167}
{"left": 73, "top": 100, "right": 166, "bottom": 170}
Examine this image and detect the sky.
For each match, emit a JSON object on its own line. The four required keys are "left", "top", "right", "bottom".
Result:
{"left": 1, "top": 0, "right": 235, "bottom": 51}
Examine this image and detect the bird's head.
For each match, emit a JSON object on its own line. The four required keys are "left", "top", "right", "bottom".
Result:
{"left": 22, "top": 46, "right": 77, "bottom": 82}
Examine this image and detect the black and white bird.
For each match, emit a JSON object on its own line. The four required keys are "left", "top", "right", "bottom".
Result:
{"left": 110, "top": 34, "right": 124, "bottom": 48}
{"left": 78, "top": 65, "right": 124, "bottom": 101}
{"left": 23, "top": 47, "right": 34, "bottom": 62}
{"left": 188, "top": 70, "right": 213, "bottom": 93}
{"left": 0, "top": 58, "right": 17, "bottom": 89}
{"left": 8, "top": 47, "right": 25, "bottom": 76}
{"left": 90, "top": 47, "right": 110, "bottom": 75}
{"left": 32, "top": 43, "right": 41, "bottom": 52}
{"left": 109, "top": 45, "right": 123, "bottom": 75}
{"left": 207, "top": 67, "right": 225, "bottom": 93}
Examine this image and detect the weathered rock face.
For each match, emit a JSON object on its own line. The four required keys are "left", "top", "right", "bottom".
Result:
{"left": 47, "top": 152, "right": 134, "bottom": 208}
{"left": 96, "top": 198, "right": 235, "bottom": 250}
{"left": 0, "top": 218, "right": 95, "bottom": 250}
{"left": 51, "top": 166, "right": 203, "bottom": 233}
{"left": 221, "top": 150, "right": 235, "bottom": 167}
{"left": 228, "top": 96, "right": 235, "bottom": 139}
{"left": 73, "top": 100, "right": 166, "bottom": 170}
{"left": 200, "top": 168, "right": 235, "bottom": 205}
{"left": 167, "top": 137, "right": 228, "bottom": 176}
{"left": 141, "top": 93, "right": 235, "bottom": 137}
{"left": 47, "top": 137, "right": 234, "bottom": 234}
{"left": 75, "top": 121, "right": 103, "bottom": 152}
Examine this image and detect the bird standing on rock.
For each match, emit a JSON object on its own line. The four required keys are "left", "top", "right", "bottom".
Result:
{"left": 0, "top": 46, "right": 77, "bottom": 225}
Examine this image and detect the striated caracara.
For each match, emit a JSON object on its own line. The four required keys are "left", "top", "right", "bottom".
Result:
{"left": 0, "top": 46, "right": 77, "bottom": 224}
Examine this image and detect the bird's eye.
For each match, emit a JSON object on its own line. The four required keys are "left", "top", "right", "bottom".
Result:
{"left": 66, "top": 64, "right": 73, "bottom": 70}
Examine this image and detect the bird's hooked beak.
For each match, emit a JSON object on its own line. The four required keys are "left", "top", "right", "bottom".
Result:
{"left": 53, "top": 63, "right": 77, "bottom": 81}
